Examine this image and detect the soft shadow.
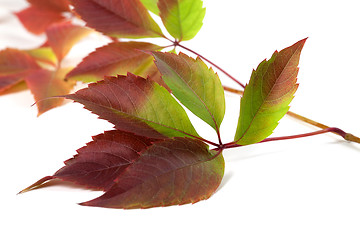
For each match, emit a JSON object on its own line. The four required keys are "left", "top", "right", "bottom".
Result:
{"left": 328, "top": 139, "right": 360, "bottom": 152}
{"left": 216, "top": 171, "right": 234, "bottom": 192}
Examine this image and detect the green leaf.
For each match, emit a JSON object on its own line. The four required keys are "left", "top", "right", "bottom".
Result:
{"left": 234, "top": 38, "right": 307, "bottom": 145}
{"left": 66, "top": 73, "right": 199, "bottom": 139}
{"left": 140, "top": 0, "right": 160, "bottom": 15}
{"left": 152, "top": 52, "right": 225, "bottom": 131}
{"left": 158, "top": 0, "right": 206, "bottom": 41}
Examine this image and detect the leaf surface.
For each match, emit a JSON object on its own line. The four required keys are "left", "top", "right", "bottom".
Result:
{"left": 15, "top": 6, "right": 65, "bottom": 35}
{"left": 71, "top": 0, "right": 164, "bottom": 38}
{"left": 140, "top": 0, "right": 160, "bottom": 15}
{"left": 27, "top": 0, "right": 70, "bottom": 12}
{"left": 152, "top": 52, "right": 225, "bottom": 131}
{"left": 66, "top": 73, "right": 199, "bottom": 139}
{"left": 25, "top": 68, "right": 75, "bottom": 115}
{"left": 46, "top": 22, "right": 93, "bottom": 62}
{"left": 158, "top": 0, "right": 206, "bottom": 41}
{"left": 26, "top": 47, "right": 57, "bottom": 66}
{"left": 0, "top": 48, "right": 40, "bottom": 92}
{"left": 66, "top": 42, "right": 166, "bottom": 89}
{"left": 234, "top": 38, "right": 307, "bottom": 145}
{"left": 20, "top": 130, "right": 156, "bottom": 192}
{"left": 81, "top": 137, "right": 225, "bottom": 209}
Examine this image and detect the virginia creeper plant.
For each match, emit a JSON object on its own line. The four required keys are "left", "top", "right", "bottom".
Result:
{"left": 1, "top": 0, "right": 359, "bottom": 209}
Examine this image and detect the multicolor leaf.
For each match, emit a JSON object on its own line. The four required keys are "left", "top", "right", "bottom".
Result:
{"left": 15, "top": 6, "right": 65, "bottom": 35}
{"left": 140, "top": 0, "right": 160, "bottom": 15}
{"left": 46, "top": 22, "right": 93, "bottom": 62}
{"left": 25, "top": 47, "right": 58, "bottom": 66}
{"left": 71, "top": 0, "right": 164, "bottom": 39}
{"left": 234, "top": 38, "right": 307, "bottom": 145}
{"left": 25, "top": 68, "right": 76, "bottom": 115}
{"left": 80, "top": 137, "right": 225, "bottom": 209}
{"left": 66, "top": 42, "right": 166, "bottom": 89}
{"left": 152, "top": 52, "right": 225, "bottom": 131}
{"left": 0, "top": 48, "right": 40, "bottom": 92}
{"left": 19, "top": 130, "right": 156, "bottom": 193}
{"left": 66, "top": 73, "right": 199, "bottom": 139}
{"left": 158, "top": 0, "right": 206, "bottom": 41}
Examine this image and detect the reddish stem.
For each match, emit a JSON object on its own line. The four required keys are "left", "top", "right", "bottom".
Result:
{"left": 175, "top": 42, "right": 246, "bottom": 89}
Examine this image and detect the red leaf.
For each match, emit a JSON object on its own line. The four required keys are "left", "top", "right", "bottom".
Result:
{"left": 46, "top": 22, "right": 92, "bottom": 62}
{"left": 0, "top": 48, "right": 40, "bottom": 92}
{"left": 80, "top": 138, "right": 225, "bottom": 209}
{"left": 66, "top": 41, "right": 168, "bottom": 89}
{"left": 25, "top": 68, "right": 75, "bottom": 115}
{"left": 15, "top": 6, "right": 65, "bottom": 35}
{"left": 19, "top": 131, "right": 156, "bottom": 192}
{"left": 70, "top": 0, "right": 164, "bottom": 38}
{"left": 27, "top": 0, "right": 71, "bottom": 12}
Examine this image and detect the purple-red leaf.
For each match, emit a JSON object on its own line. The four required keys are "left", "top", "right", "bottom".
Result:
{"left": 81, "top": 137, "right": 225, "bottom": 209}
{"left": 66, "top": 41, "right": 167, "bottom": 89}
{"left": 15, "top": 6, "right": 66, "bottom": 35}
{"left": 25, "top": 68, "right": 75, "bottom": 115}
{"left": 46, "top": 21, "right": 93, "bottom": 62}
{"left": 19, "top": 130, "right": 156, "bottom": 192}
{"left": 65, "top": 73, "right": 199, "bottom": 139}
{"left": 27, "top": 0, "right": 71, "bottom": 12}
{"left": 0, "top": 48, "right": 40, "bottom": 92}
{"left": 71, "top": 0, "right": 164, "bottom": 39}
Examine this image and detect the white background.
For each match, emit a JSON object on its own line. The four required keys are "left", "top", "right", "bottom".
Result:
{"left": 1, "top": 0, "right": 360, "bottom": 239}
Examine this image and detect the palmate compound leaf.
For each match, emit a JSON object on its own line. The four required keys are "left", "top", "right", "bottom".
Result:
{"left": 158, "top": 0, "right": 206, "bottom": 41}
{"left": 71, "top": 0, "right": 164, "bottom": 39}
{"left": 65, "top": 72, "right": 199, "bottom": 139}
{"left": 152, "top": 52, "right": 225, "bottom": 131}
{"left": 234, "top": 38, "right": 307, "bottom": 145}
{"left": 66, "top": 42, "right": 167, "bottom": 89}
{"left": 80, "top": 137, "right": 225, "bottom": 209}
{"left": 20, "top": 130, "right": 156, "bottom": 192}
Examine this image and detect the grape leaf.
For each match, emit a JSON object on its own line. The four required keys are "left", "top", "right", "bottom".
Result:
{"left": 65, "top": 73, "right": 199, "bottom": 139}
{"left": 71, "top": 0, "right": 164, "bottom": 39}
{"left": 152, "top": 52, "right": 225, "bottom": 131}
{"left": 25, "top": 68, "right": 76, "bottom": 115}
{"left": 0, "top": 48, "right": 40, "bottom": 92}
{"left": 234, "top": 38, "right": 307, "bottom": 145}
{"left": 158, "top": 0, "right": 206, "bottom": 41}
{"left": 80, "top": 137, "right": 225, "bottom": 209}
{"left": 46, "top": 22, "right": 93, "bottom": 62}
{"left": 66, "top": 42, "right": 166, "bottom": 89}
{"left": 15, "top": 6, "right": 66, "bottom": 35}
{"left": 27, "top": 0, "right": 71, "bottom": 12}
{"left": 140, "top": 0, "right": 160, "bottom": 15}
{"left": 20, "top": 130, "right": 156, "bottom": 192}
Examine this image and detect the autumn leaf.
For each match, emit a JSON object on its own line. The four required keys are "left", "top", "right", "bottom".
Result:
{"left": 152, "top": 52, "right": 225, "bottom": 131}
{"left": 15, "top": 6, "right": 66, "bottom": 35}
{"left": 19, "top": 130, "right": 156, "bottom": 192}
{"left": 71, "top": 0, "right": 164, "bottom": 39}
{"left": 25, "top": 47, "right": 58, "bottom": 66}
{"left": 25, "top": 68, "right": 75, "bottom": 115}
{"left": 66, "top": 42, "right": 166, "bottom": 89}
{"left": 80, "top": 137, "right": 224, "bottom": 209}
{"left": 27, "top": 0, "right": 70, "bottom": 12}
{"left": 66, "top": 73, "right": 199, "bottom": 139}
{"left": 0, "top": 48, "right": 40, "bottom": 92}
{"left": 140, "top": 0, "right": 160, "bottom": 15}
{"left": 234, "top": 39, "right": 307, "bottom": 145}
{"left": 158, "top": 0, "right": 206, "bottom": 41}
{"left": 46, "top": 22, "right": 93, "bottom": 62}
